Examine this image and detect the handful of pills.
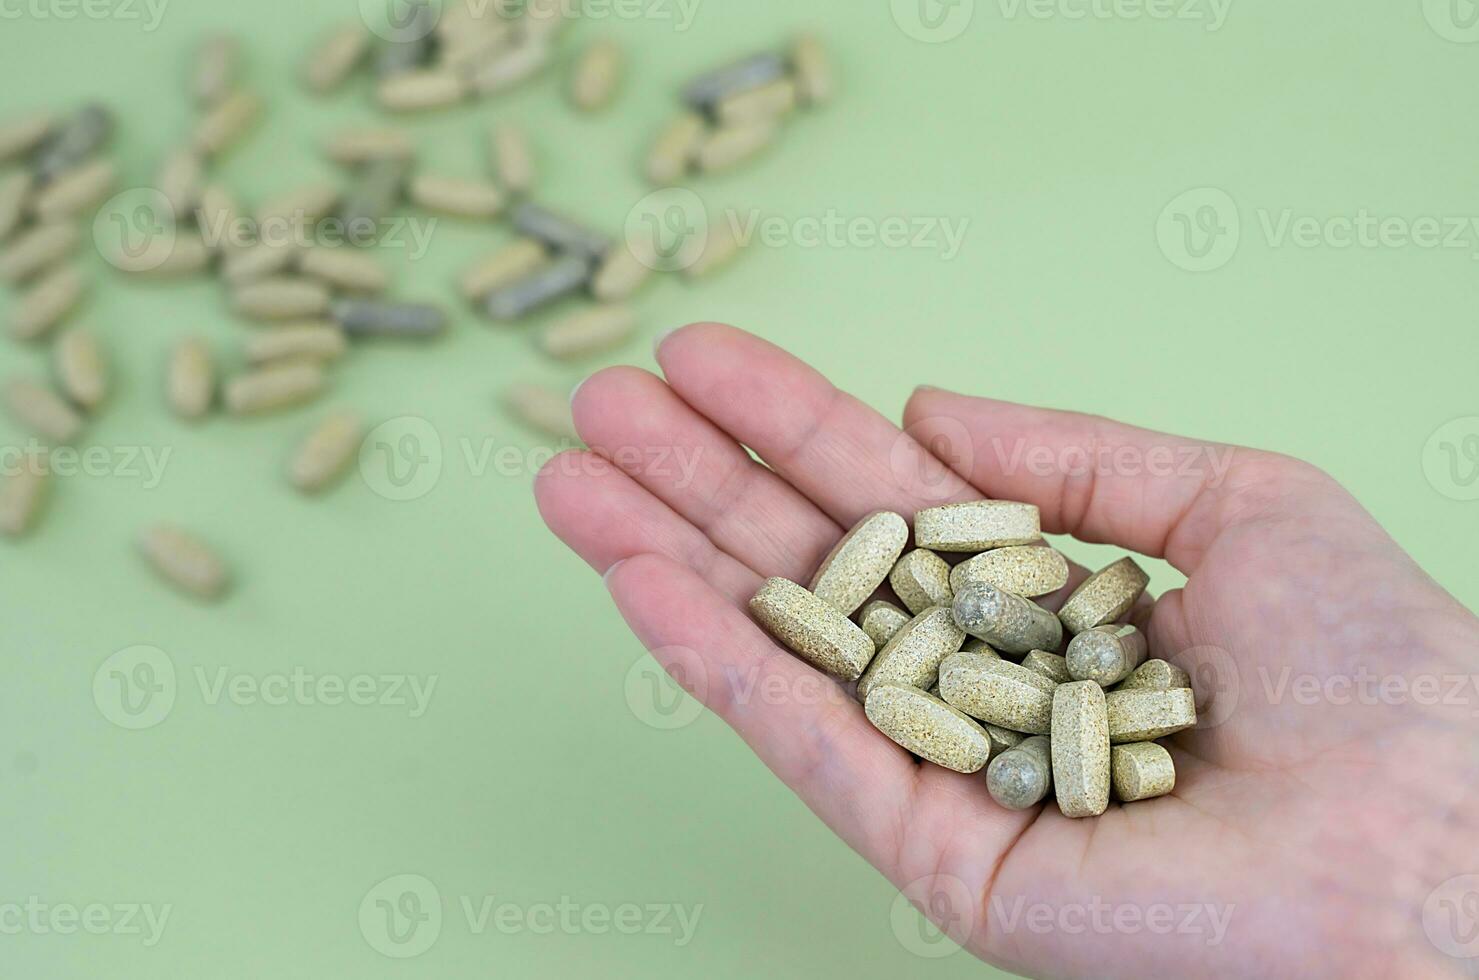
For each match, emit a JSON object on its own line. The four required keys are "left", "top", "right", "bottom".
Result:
{"left": 749, "top": 501, "right": 1195, "bottom": 818}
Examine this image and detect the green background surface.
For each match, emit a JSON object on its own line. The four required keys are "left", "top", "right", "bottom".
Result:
{"left": 3, "top": 0, "right": 1478, "bottom": 977}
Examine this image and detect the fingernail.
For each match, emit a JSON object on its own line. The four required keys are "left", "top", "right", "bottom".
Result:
{"left": 603, "top": 558, "right": 627, "bottom": 588}
{"left": 652, "top": 327, "right": 677, "bottom": 357}
{"left": 570, "top": 375, "right": 591, "bottom": 405}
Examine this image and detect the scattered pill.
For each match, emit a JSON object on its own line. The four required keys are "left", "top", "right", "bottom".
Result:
{"left": 331, "top": 299, "right": 447, "bottom": 339}
{"left": 0, "top": 171, "right": 32, "bottom": 243}
{"left": 590, "top": 242, "right": 654, "bottom": 302}
{"left": 858, "top": 599, "right": 911, "bottom": 650}
{"left": 375, "top": 0, "right": 437, "bottom": 77}
{"left": 748, "top": 577, "right": 876, "bottom": 682}
{"left": 1118, "top": 659, "right": 1191, "bottom": 692}
{"left": 1021, "top": 650, "right": 1072, "bottom": 685}
{"left": 138, "top": 524, "right": 230, "bottom": 601}
{"left": 156, "top": 147, "right": 203, "bottom": 216}
{"left": 244, "top": 323, "right": 347, "bottom": 365}
{"left": 0, "top": 452, "right": 49, "bottom": 538}
{"left": 1067, "top": 624, "right": 1148, "bottom": 687}
{"left": 0, "top": 111, "right": 54, "bottom": 164}
{"left": 31, "top": 158, "right": 115, "bottom": 221}
{"left": 949, "top": 545, "right": 1069, "bottom": 598}
{"left": 570, "top": 38, "right": 622, "bottom": 112}
{"left": 789, "top": 34, "right": 833, "bottom": 106}
{"left": 289, "top": 409, "right": 363, "bottom": 493}
{"left": 9, "top": 263, "right": 85, "bottom": 342}
{"left": 491, "top": 124, "right": 535, "bottom": 196}
{"left": 1105, "top": 688, "right": 1197, "bottom": 743}
{"left": 512, "top": 202, "right": 610, "bottom": 261}
{"left": 503, "top": 382, "right": 579, "bottom": 441}
{"left": 646, "top": 112, "right": 706, "bottom": 185}
{"left": 233, "top": 277, "right": 331, "bottom": 321}
{"left": 135, "top": 233, "right": 213, "bottom": 277}
{"left": 299, "top": 247, "right": 388, "bottom": 294}
{"left": 53, "top": 328, "right": 106, "bottom": 411}
{"left": 682, "top": 218, "right": 743, "bottom": 279}
{"left": 195, "top": 183, "right": 246, "bottom": 252}
{"left": 915, "top": 500, "right": 1041, "bottom": 552}
{"left": 168, "top": 337, "right": 214, "bottom": 420}
{"left": 224, "top": 361, "right": 326, "bottom": 415}
{"left": 339, "top": 158, "right": 411, "bottom": 240}
{"left": 222, "top": 240, "right": 299, "bottom": 285}
{"left": 303, "top": 22, "right": 370, "bottom": 94}
{"left": 683, "top": 52, "right": 788, "bottom": 113}
{"left": 1051, "top": 681, "right": 1111, "bottom": 818}
{"left": 1110, "top": 742, "right": 1175, "bottom": 802}
{"left": 856, "top": 606, "right": 966, "bottom": 702}
{"left": 540, "top": 304, "right": 636, "bottom": 360}
{"left": 466, "top": 39, "right": 551, "bottom": 95}
{"left": 4, "top": 377, "right": 83, "bottom": 443}
{"left": 31, "top": 104, "right": 111, "bottom": 180}
{"left": 889, "top": 548, "right": 952, "bottom": 615}
{"left": 865, "top": 684, "right": 992, "bottom": 774}
{"left": 461, "top": 238, "right": 549, "bottom": 301}
{"left": 193, "top": 35, "right": 240, "bottom": 107}
{"left": 952, "top": 582, "right": 1063, "bottom": 655}
{"left": 808, "top": 511, "right": 909, "bottom": 616}
{"left": 696, "top": 120, "right": 778, "bottom": 173}
{"left": 987, "top": 735, "right": 1052, "bottom": 810}
{"left": 324, "top": 127, "right": 414, "bottom": 165}
{"left": 0, "top": 222, "right": 79, "bottom": 284}
{"left": 1057, "top": 557, "right": 1151, "bottom": 635}
{"left": 192, "top": 89, "right": 260, "bottom": 158}
{"left": 378, "top": 69, "right": 467, "bottom": 111}
{"left": 485, "top": 253, "right": 590, "bottom": 321}
{"left": 938, "top": 650, "right": 1056, "bottom": 734}
{"left": 256, "top": 181, "right": 341, "bottom": 230}
{"left": 715, "top": 77, "right": 796, "bottom": 125}
{"left": 409, "top": 173, "right": 505, "bottom": 218}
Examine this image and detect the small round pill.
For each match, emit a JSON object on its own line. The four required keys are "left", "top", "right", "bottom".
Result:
{"left": 1067, "top": 624, "right": 1148, "bottom": 687}
{"left": 54, "top": 328, "right": 106, "bottom": 411}
{"left": 987, "top": 735, "right": 1053, "bottom": 810}
{"left": 168, "top": 337, "right": 214, "bottom": 420}
{"left": 915, "top": 500, "right": 1041, "bottom": 553}
{"left": 138, "top": 524, "right": 230, "bottom": 601}
{"left": 1052, "top": 681, "right": 1111, "bottom": 818}
{"left": 1058, "top": 557, "right": 1151, "bottom": 635}
{"left": 808, "top": 511, "right": 909, "bottom": 616}
{"left": 889, "top": 548, "right": 952, "bottom": 616}
{"left": 749, "top": 577, "right": 876, "bottom": 682}
{"left": 864, "top": 684, "right": 992, "bottom": 774}
{"left": 1110, "top": 742, "right": 1176, "bottom": 801}
{"left": 569, "top": 38, "right": 623, "bottom": 112}
{"left": 290, "top": 409, "right": 363, "bottom": 493}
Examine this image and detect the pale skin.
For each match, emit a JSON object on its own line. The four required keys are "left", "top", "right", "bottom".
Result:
{"left": 534, "top": 322, "right": 1479, "bottom": 979}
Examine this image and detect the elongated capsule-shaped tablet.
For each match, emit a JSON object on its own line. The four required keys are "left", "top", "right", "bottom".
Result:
{"left": 439, "top": 11, "right": 511, "bottom": 70}
{"left": 916, "top": 500, "right": 1041, "bottom": 552}
{"left": 491, "top": 124, "right": 534, "bottom": 196}
{"left": 54, "top": 328, "right": 106, "bottom": 411}
{"left": 299, "top": 247, "right": 388, "bottom": 294}
{"left": 503, "top": 382, "right": 578, "bottom": 441}
{"left": 485, "top": 254, "right": 590, "bottom": 321}
{"left": 865, "top": 684, "right": 992, "bottom": 774}
{"left": 645, "top": 112, "right": 706, "bottom": 185}
{"left": 221, "top": 240, "right": 299, "bottom": 285}
{"left": 225, "top": 361, "right": 326, "bottom": 415}
{"left": 695, "top": 120, "right": 778, "bottom": 174}
{"left": 375, "top": 0, "right": 437, "bottom": 76}
{"left": 193, "top": 35, "right": 240, "bottom": 107}
{"left": 244, "top": 323, "right": 347, "bottom": 365}
{"left": 952, "top": 582, "right": 1062, "bottom": 655}
{"left": 409, "top": 174, "right": 504, "bottom": 218}
{"left": 987, "top": 735, "right": 1052, "bottom": 810}
{"left": 466, "top": 39, "right": 550, "bottom": 95}
{"left": 0, "top": 222, "right": 78, "bottom": 283}
{"left": 302, "top": 23, "right": 371, "bottom": 94}
{"left": 461, "top": 238, "right": 548, "bottom": 301}
{"left": 1117, "top": 659, "right": 1191, "bottom": 692}
{"left": 138, "top": 524, "right": 230, "bottom": 601}
{"left": 569, "top": 38, "right": 622, "bottom": 112}
{"left": 1052, "top": 681, "right": 1111, "bottom": 818}
{"left": 4, "top": 377, "right": 83, "bottom": 443}
{"left": 324, "top": 127, "right": 414, "bottom": 165}
{"left": 289, "top": 410, "right": 363, "bottom": 493}
{"left": 856, "top": 607, "right": 966, "bottom": 702}
{"left": 1105, "top": 688, "right": 1197, "bottom": 743}
{"left": 0, "top": 111, "right": 54, "bottom": 164}
{"left": 1067, "top": 624, "right": 1148, "bottom": 687}
{"left": 331, "top": 299, "right": 446, "bottom": 339}
{"left": 130, "top": 233, "right": 213, "bottom": 278}
{"left": 168, "top": 337, "right": 214, "bottom": 419}
{"left": 683, "top": 52, "right": 788, "bottom": 113}
{"left": 749, "top": 577, "right": 876, "bottom": 681}
{"left": 540, "top": 304, "right": 635, "bottom": 360}
{"left": 809, "top": 511, "right": 909, "bottom": 616}
{"left": 1111, "top": 742, "right": 1175, "bottom": 801}
{"left": 156, "top": 148, "right": 203, "bottom": 216}
{"left": 591, "top": 242, "right": 655, "bottom": 302}
{"left": 10, "top": 263, "right": 85, "bottom": 342}
{"left": 31, "top": 159, "right": 115, "bottom": 221}
{"left": 192, "top": 89, "right": 260, "bottom": 158}
{"left": 682, "top": 217, "right": 744, "bottom": 279}
{"left": 233, "top": 278, "right": 331, "bottom": 321}
{"left": 339, "top": 159, "right": 411, "bottom": 238}
{"left": 378, "top": 69, "right": 467, "bottom": 111}
{"left": 256, "top": 182, "right": 340, "bottom": 230}
{"left": 790, "top": 34, "right": 833, "bottom": 105}
{"left": 0, "top": 171, "right": 33, "bottom": 243}
{"left": 950, "top": 545, "right": 1070, "bottom": 598}
{"left": 511, "top": 202, "right": 610, "bottom": 261}
{"left": 715, "top": 77, "right": 796, "bottom": 125}
{"left": 0, "top": 452, "right": 49, "bottom": 537}
{"left": 889, "top": 548, "right": 952, "bottom": 615}
{"left": 1021, "top": 649, "right": 1072, "bottom": 685}
{"left": 31, "top": 104, "right": 111, "bottom": 180}
{"left": 194, "top": 183, "right": 246, "bottom": 252}
{"left": 858, "top": 600, "right": 911, "bottom": 650}
{"left": 938, "top": 650, "right": 1057, "bottom": 734}
{"left": 1058, "top": 557, "right": 1151, "bottom": 635}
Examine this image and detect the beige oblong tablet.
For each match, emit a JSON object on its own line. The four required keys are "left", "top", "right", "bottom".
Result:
{"left": 1118, "top": 659, "right": 1191, "bottom": 692}
{"left": 1106, "top": 688, "right": 1197, "bottom": 744}
{"left": 303, "top": 23, "right": 370, "bottom": 94}
{"left": 54, "top": 328, "right": 106, "bottom": 411}
{"left": 225, "top": 362, "right": 326, "bottom": 416}
{"left": 31, "top": 159, "right": 115, "bottom": 221}
{"left": 0, "top": 452, "right": 49, "bottom": 537}
{"left": 950, "top": 545, "right": 1069, "bottom": 598}
{"left": 749, "top": 577, "right": 876, "bottom": 682}
{"left": 222, "top": 240, "right": 299, "bottom": 285}
{"left": 715, "top": 77, "right": 797, "bottom": 125}
{"left": 889, "top": 548, "right": 952, "bottom": 615}
{"left": 192, "top": 89, "right": 260, "bottom": 157}
{"left": 10, "top": 263, "right": 85, "bottom": 341}
{"left": 134, "top": 234, "right": 213, "bottom": 277}
{"left": 1052, "top": 680, "right": 1111, "bottom": 818}
{"left": 915, "top": 500, "right": 1041, "bottom": 552}
{"left": 138, "top": 524, "right": 230, "bottom": 601}
{"left": 570, "top": 38, "right": 622, "bottom": 112}
{"left": 257, "top": 182, "right": 340, "bottom": 229}
{"left": 461, "top": 239, "right": 548, "bottom": 301}
{"left": 0, "top": 222, "right": 78, "bottom": 283}
{"left": 1067, "top": 624, "right": 1147, "bottom": 687}
{"left": 244, "top": 322, "right": 347, "bottom": 365}
{"left": 378, "top": 69, "right": 467, "bottom": 111}
{"left": 1111, "top": 742, "right": 1175, "bottom": 801}
{"left": 490, "top": 124, "right": 534, "bottom": 196}
{"left": 0, "top": 111, "right": 53, "bottom": 162}
{"left": 168, "top": 337, "right": 214, "bottom": 419}
{"left": 503, "top": 382, "right": 578, "bottom": 441}
{"left": 156, "top": 148, "right": 203, "bottom": 215}
{"left": 938, "top": 650, "right": 1056, "bottom": 734}
{"left": 1058, "top": 557, "right": 1151, "bottom": 635}
{"left": 696, "top": 120, "right": 778, "bottom": 173}
{"left": 856, "top": 606, "right": 966, "bottom": 701}
{"left": 299, "top": 247, "right": 387, "bottom": 294}
{"left": 409, "top": 174, "right": 504, "bottom": 219}
{"left": 195, "top": 183, "right": 246, "bottom": 252}
{"left": 4, "top": 377, "right": 82, "bottom": 443}
{"left": 1021, "top": 650, "right": 1072, "bottom": 685}
{"left": 467, "top": 39, "right": 550, "bottom": 95}
{"left": 233, "top": 277, "right": 331, "bottom": 320}
{"left": 324, "top": 127, "right": 414, "bottom": 165}
{"left": 0, "top": 171, "right": 32, "bottom": 243}
{"left": 591, "top": 243, "right": 654, "bottom": 302}
{"left": 790, "top": 34, "right": 833, "bottom": 106}
{"left": 646, "top": 112, "right": 706, "bottom": 185}
{"left": 540, "top": 305, "right": 636, "bottom": 361}
{"left": 808, "top": 511, "right": 909, "bottom": 616}
{"left": 289, "top": 409, "right": 363, "bottom": 492}
{"left": 858, "top": 599, "right": 910, "bottom": 650}
{"left": 193, "top": 35, "right": 239, "bottom": 107}
{"left": 952, "top": 582, "right": 1062, "bottom": 655}
{"left": 865, "top": 684, "right": 992, "bottom": 773}
{"left": 987, "top": 735, "right": 1052, "bottom": 810}
{"left": 682, "top": 219, "right": 743, "bottom": 279}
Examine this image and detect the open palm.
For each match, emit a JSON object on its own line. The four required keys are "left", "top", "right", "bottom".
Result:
{"left": 535, "top": 323, "right": 1479, "bottom": 979}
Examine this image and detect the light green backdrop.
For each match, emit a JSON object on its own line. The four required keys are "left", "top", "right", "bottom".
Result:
{"left": 3, "top": 1, "right": 1477, "bottom": 977}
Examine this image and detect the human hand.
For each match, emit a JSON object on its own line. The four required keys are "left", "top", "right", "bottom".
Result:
{"left": 534, "top": 322, "right": 1479, "bottom": 979}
